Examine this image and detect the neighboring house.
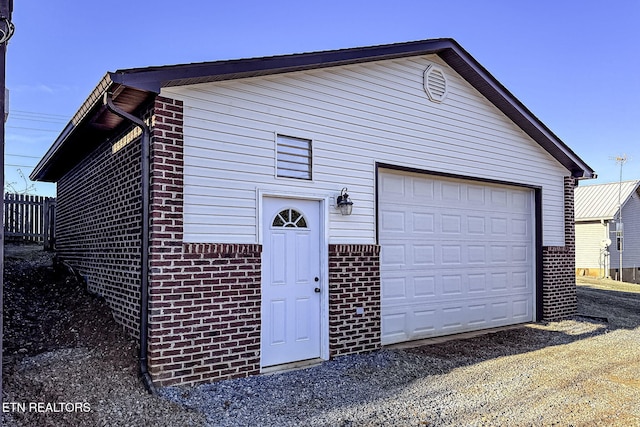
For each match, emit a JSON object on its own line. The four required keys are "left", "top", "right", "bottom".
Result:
{"left": 575, "top": 180, "right": 640, "bottom": 282}
{"left": 31, "top": 38, "right": 594, "bottom": 388}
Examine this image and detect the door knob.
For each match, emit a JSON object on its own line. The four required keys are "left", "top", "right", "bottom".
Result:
{"left": 314, "top": 287, "right": 321, "bottom": 293}
{"left": 314, "top": 277, "right": 319, "bottom": 282}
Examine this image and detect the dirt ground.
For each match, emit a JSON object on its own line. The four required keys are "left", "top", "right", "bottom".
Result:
{"left": 2, "top": 244, "right": 205, "bottom": 426}
{"left": 2, "top": 244, "right": 640, "bottom": 426}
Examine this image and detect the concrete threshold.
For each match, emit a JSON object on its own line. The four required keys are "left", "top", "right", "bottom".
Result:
{"left": 261, "top": 358, "right": 324, "bottom": 375}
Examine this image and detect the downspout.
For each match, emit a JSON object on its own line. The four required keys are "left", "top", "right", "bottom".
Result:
{"left": 104, "top": 92, "right": 156, "bottom": 394}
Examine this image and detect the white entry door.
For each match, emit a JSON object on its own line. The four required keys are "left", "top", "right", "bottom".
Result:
{"left": 261, "top": 198, "right": 322, "bottom": 367}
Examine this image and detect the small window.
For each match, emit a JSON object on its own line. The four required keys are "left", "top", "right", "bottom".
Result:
{"left": 272, "top": 209, "right": 308, "bottom": 228}
{"left": 277, "top": 135, "right": 312, "bottom": 180}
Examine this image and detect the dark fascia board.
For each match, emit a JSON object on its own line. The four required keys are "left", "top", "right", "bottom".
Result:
{"left": 109, "top": 38, "right": 457, "bottom": 91}
{"left": 31, "top": 38, "right": 595, "bottom": 182}
{"left": 30, "top": 74, "right": 114, "bottom": 181}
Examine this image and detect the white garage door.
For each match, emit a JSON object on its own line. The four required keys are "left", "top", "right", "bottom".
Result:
{"left": 379, "top": 170, "right": 535, "bottom": 345}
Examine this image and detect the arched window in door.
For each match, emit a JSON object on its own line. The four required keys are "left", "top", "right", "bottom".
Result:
{"left": 272, "top": 208, "right": 308, "bottom": 228}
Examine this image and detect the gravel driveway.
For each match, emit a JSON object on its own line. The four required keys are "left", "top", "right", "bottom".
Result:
{"left": 3, "top": 245, "right": 640, "bottom": 426}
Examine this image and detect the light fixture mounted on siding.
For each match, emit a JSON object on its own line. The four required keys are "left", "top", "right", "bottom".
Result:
{"left": 423, "top": 64, "right": 448, "bottom": 103}
{"left": 336, "top": 188, "right": 353, "bottom": 216}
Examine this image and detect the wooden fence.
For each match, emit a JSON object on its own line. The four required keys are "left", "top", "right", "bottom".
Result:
{"left": 3, "top": 193, "right": 56, "bottom": 249}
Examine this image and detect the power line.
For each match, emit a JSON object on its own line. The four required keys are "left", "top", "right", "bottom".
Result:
{"left": 10, "top": 116, "right": 67, "bottom": 125}
{"left": 12, "top": 109, "right": 68, "bottom": 119}
{"left": 5, "top": 153, "right": 41, "bottom": 159}
{"left": 5, "top": 163, "right": 35, "bottom": 169}
{"left": 11, "top": 113, "right": 68, "bottom": 123}
{"left": 7, "top": 125, "right": 59, "bottom": 132}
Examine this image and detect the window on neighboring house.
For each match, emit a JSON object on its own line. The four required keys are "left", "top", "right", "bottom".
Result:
{"left": 276, "top": 135, "right": 312, "bottom": 180}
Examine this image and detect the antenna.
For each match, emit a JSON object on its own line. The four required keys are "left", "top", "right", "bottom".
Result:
{"left": 609, "top": 154, "right": 628, "bottom": 281}
{"left": 609, "top": 154, "right": 628, "bottom": 167}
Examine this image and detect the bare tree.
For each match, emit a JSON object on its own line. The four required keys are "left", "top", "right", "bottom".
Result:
{"left": 4, "top": 168, "right": 36, "bottom": 194}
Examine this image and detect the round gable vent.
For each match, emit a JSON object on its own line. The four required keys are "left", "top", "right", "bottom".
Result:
{"left": 423, "top": 65, "right": 448, "bottom": 103}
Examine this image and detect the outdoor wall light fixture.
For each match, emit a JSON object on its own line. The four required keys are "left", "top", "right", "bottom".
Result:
{"left": 336, "top": 188, "right": 353, "bottom": 216}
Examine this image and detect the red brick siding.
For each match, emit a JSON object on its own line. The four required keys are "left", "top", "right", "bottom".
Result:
{"left": 328, "top": 244, "right": 381, "bottom": 358}
{"left": 148, "top": 243, "right": 262, "bottom": 386}
{"left": 56, "top": 124, "right": 143, "bottom": 338}
{"left": 55, "top": 93, "right": 580, "bottom": 385}
{"left": 148, "top": 97, "right": 261, "bottom": 386}
{"left": 542, "top": 177, "right": 577, "bottom": 320}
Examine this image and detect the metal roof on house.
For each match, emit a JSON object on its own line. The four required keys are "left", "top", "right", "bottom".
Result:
{"left": 574, "top": 180, "right": 640, "bottom": 221}
{"left": 30, "top": 38, "right": 595, "bottom": 182}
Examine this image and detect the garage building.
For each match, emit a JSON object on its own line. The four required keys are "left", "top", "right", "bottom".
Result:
{"left": 31, "top": 38, "right": 594, "bottom": 387}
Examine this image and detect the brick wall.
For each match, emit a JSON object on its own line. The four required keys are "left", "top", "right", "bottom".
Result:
{"left": 542, "top": 177, "right": 577, "bottom": 320}
{"left": 328, "top": 244, "right": 381, "bottom": 358}
{"left": 56, "top": 94, "right": 578, "bottom": 385}
{"left": 147, "top": 97, "right": 261, "bottom": 386}
{"left": 147, "top": 243, "right": 262, "bottom": 386}
{"left": 56, "top": 123, "right": 143, "bottom": 338}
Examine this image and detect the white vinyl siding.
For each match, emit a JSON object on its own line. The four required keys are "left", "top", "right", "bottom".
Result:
{"left": 575, "top": 221, "right": 609, "bottom": 270}
{"left": 610, "top": 191, "right": 640, "bottom": 269}
{"left": 161, "top": 54, "right": 569, "bottom": 244}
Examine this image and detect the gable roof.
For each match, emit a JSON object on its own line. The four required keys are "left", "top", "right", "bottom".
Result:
{"left": 574, "top": 180, "right": 640, "bottom": 221}
{"left": 30, "top": 38, "right": 595, "bottom": 182}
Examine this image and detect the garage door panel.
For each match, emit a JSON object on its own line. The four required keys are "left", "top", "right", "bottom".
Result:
{"left": 513, "top": 299, "right": 531, "bottom": 318}
{"left": 512, "top": 245, "right": 528, "bottom": 262}
{"left": 380, "top": 210, "right": 406, "bottom": 233}
{"left": 490, "top": 272, "right": 508, "bottom": 290}
{"left": 381, "top": 210, "right": 439, "bottom": 236}
{"left": 415, "top": 276, "right": 436, "bottom": 297}
{"left": 441, "top": 245, "right": 462, "bottom": 264}
{"left": 442, "top": 275, "right": 463, "bottom": 295}
{"left": 379, "top": 173, "right": 407, "bottom": 197}
{"left": 490, "top": 301, "right": 509, "bottom": 321}
{"left": 512, "top": 271, "right": 529, "bottom": 289}
{"left": 381, "top": 297, "right": 533, "bottom": 344}
{"left": 381, "top": 312, "right": 408, "bottom": 341}
{"left": 489, "top": 245, "right": 508, "bottom": 263}
{"left": 490, "top": 188, "right": 509, "bottom": 207}
{"left": 512, "top": 218, "right": 529, "bottom": 236}
{"left": 413, "top": 178, "right": 435, "bottom": 199}
{"left": 468, "top": 245, "right": 487, "bottom": 263}
{"left": 442, "top": 306, "right": 464, "bottom": 330}
{"left": 382, "top": 272, "right": 437, "bottom": 301}
{"left": 468, "top": 303, "right": 490, "bottom": 326}
{"left": 441, "top": 214, "right": 463, "bottom": 233}
{"left": 380, "top": 170, "right": 535, "bottom": 345}
{"left": 414, "top": 212, "right": 435, "bottom": 233}
{"left": 381, "top": 277, "right": 407, "bottom": 299}
{"left": 467, "top": 216, "right": 487, "bottom": 234}
{"left": 383, "top": 269, "right": 532, "bottom": 302}
{"left": 414, "top": 244, "right": 436, "bottom": 265}
{"left": 414, "top": 309, "right": 437, "bottom": 333}
{"left": 381, "top": 244, "right": 406, "bottom": 266}
{"left": 511, "top": 191, "right": 531, "bottom": 212}
{"left": 467, "top": 185, "right": 486, "bottom": 204}
{"left": 468, "top": 273, "right": 487, "bottom": 293}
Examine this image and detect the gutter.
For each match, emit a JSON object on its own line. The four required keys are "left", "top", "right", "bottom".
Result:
{"left": 103, "top": 92, "right": 155, "bottom": 395}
